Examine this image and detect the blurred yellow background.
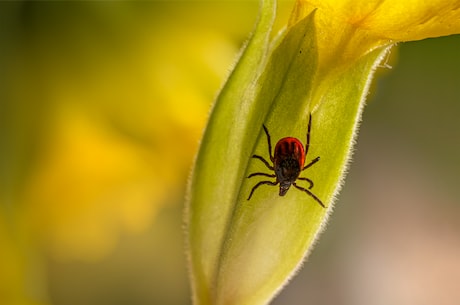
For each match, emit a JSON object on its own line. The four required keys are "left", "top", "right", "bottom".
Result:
{"left": 1, "top": 1, "right": 459, "bottom": 305}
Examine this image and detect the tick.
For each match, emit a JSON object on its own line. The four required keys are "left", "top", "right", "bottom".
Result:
{"left": 247, "top": 114, "right": 325, "bottom": 208}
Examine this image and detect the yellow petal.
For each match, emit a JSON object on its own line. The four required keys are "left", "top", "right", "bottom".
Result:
{"left": 298, "top": 0, "right": 460, "bottom": 41}
{"left": 289, "top": 2, "right": 392, "bottom": 104}
{"left": 288, "top": 0, "right": 460, "bottom": 99}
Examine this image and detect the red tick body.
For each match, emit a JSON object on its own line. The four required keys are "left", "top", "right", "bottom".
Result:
{"left": 274, "top": 137, "right": 305, "bottom": 196}
{"left": 247, "top": 114, "right": 325, "bottom": 208}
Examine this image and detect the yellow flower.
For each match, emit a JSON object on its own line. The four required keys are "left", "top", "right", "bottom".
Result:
{"left": 288, "top": 0, "right": 460, "bottom": 109}
{"left": 297, "top": 0, "right": 460, "bottom": 41}
{"left": 290, "top": 0, "right": 460, "bottom": 62}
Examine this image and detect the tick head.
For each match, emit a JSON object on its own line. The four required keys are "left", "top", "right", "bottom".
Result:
{"left": 279, "top": 182, "right": 291, "bottom": 196}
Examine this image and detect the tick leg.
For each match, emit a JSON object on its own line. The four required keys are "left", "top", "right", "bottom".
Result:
{"left": 293, "top": 183, "right": 326, "bottom": 208}
{"left": 252, "top": 154, "right": 274, "bottom": 170}
{"left": 297, "top": 177, "right": 314, "bottom": 189}
{"left": 305, "top": 114, "right": 312, "bottom": 157}
{"left": 247, "top": 180, "right": 278, "bottom": 200}
{"left": 303, "top": 156, "right": 320, "bottom": 170}
{"left": 248, "top": 172, "right": 276, "bottom": 179}
{"left": 262, "top": 125, "right": 274, "bottom": 162}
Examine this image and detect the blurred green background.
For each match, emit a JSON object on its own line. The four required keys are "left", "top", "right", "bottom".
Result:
{"left": 1, "top": 2, "right": 459, "bottom": 305}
